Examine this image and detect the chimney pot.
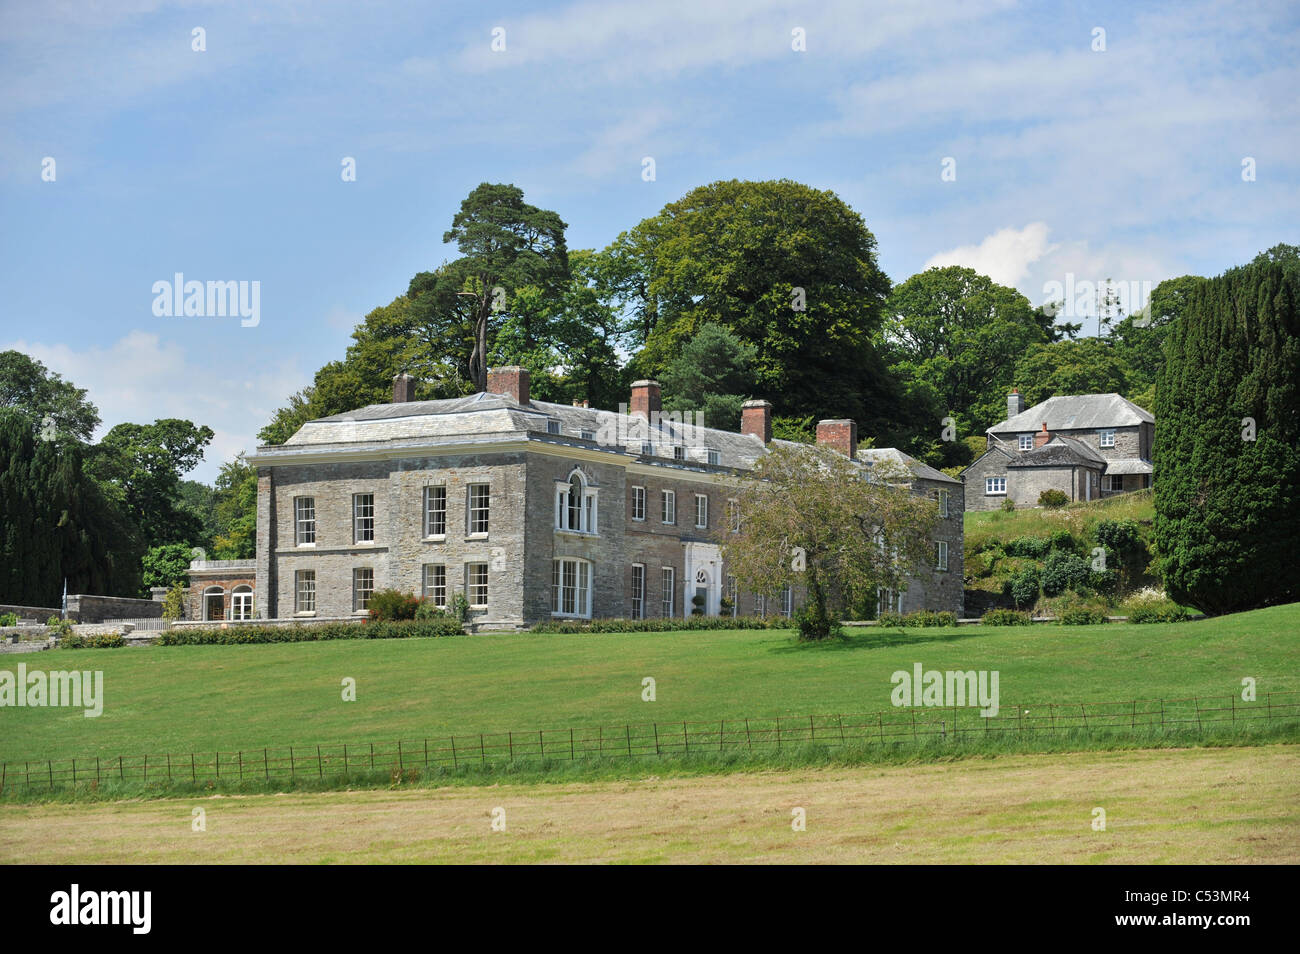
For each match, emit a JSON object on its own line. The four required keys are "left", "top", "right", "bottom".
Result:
{"left": 392, "top": 372, "right": 416, "bottom": 403}
{"left": 816, "top": 419, "right": 858, "bottom": 458}
{"left": 1033, "top": 422, "right": 1051, "bottom": 448}
{"left": 486, "top": 366, "right": 530, "bottom": 405}
{"left": 741, "top": 399, "right": 773, "bottom": 443}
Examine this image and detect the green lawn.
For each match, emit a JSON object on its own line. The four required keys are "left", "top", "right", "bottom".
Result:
{"left": 2, "top": 603, "right": 1297, "bottom": 764}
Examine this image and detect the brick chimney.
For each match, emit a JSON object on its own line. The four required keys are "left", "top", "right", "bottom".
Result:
{"left": 1008, "top": 388, "right": 1024, "bottom": 419}
{"left": 1033, "top": 422, "right": 1050, "bottom": 448}
{"left": 392, "top": 372, "right": 416, "bottom": 403}
{"left": 629, "top": 380, "right": 661, "bottom": 419}
{"left": 816, "top": 419, "right": 858, "bottom": 459}
{"left": 486, "top": 366, "right": 530, "bottom": 405}
{"left": 741, "top": 399, "right": 772, "bottom": 443}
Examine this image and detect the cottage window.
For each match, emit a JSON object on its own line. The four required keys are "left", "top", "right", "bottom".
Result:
{"left": 1100, "top": 429, "right": 1116, "bottom": 448}
{"left": 1018, "top": 434, "right": 1033, "bottom": 451}
{"left": 551, "top": 558, "right": 592, "bottom": 617}
{"left": 707, "top": 448, "right": 721, "bottom": 466}
{"left": 985, "top": 477, "right": 1007, "bottom": 496}
{"left": 1104, "top": 474, "right": 1124, "bottom": 492}
{"left": 673, "top": 445, "right": 686, "bottom": 461}
{"left": 547, "top": 420, "right": 561, "bottom": 435}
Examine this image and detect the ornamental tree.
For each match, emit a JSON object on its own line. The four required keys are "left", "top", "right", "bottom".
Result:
{"left": 721, "top": 444, "right": 939, "bottom": 638}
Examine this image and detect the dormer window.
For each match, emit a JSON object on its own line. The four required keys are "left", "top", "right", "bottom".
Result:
{"left": 707, "top": 448, "right": 721, "bottom": 466}
{"left": 673, "top": 445, "right": 686, "bottom": 461}
{"left": 580, "top": 430, "right": 595, "bottom": 441}
{"left": 547, "top": 420, "right": 561, "bottom": 435}
{"left": 641, "top": 441, "right": 654, "bottom": 456}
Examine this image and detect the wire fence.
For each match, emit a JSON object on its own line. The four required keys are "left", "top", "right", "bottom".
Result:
{"left": 3, "top": 691, "right": 1296, "bottom": 793}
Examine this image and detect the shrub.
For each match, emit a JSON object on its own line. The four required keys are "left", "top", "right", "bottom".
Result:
{"left": 0, "top": 612, "right": 18, "bottom": 627}
{"left": 1000, "top": 498, "right": 1016, "bottom": 512}
{"left": 414, "top": 600, "right": 447, "bottom": 621}
{"left": 794, "top": 600, "right": 841, "bottom": 640}
{"left": 61, "top": 631, "right": 126, "bottom": 649}
{"left": 366, "top": 589, "right": 420, "bottom": 622}
{"left": 46, "top": 616, "right": 73, "bottom": 637}
{"left": 1004, "top": 536, "right": 1048, "bottom": 558}
{"left": 161, "top": 582, "right": 186, "bottom": 622}
{"left": 877, "top": 612, "right": 905, "bottom": 628}
{"left": 1087, "top": 568, "right": 1118, "bottom": 594}
{"left": 158, "top": 618, "right": 463, "bottom": 645}
{"left": 1040, "top": 550, "right": 1089, "bottom": 596}
{"left": 1038, "top": 489, "right": 1069, "bottom": 508}
{"left": 1128, "top": 605, "right": 1190, "bottom": 629}
{"left": 1048, "top": 529, "right": 1077, "bottom": 552}
{"left": 1060, "top": 609, "right": 1109, "bottom": 625}
{"left": 529, "top": 616, "right": 789, "bottom": 634}
{"left": 1009, "top": 568, "right": 1040, "bottom": 608}
{"left": 877, "top": 610, "right": 957, "bottom": 628}
{"left": 981, "top": 609, "right": 1032, "bottom": 626}
{"left": 448, "top": 593, "right": 470, "bottom": 623}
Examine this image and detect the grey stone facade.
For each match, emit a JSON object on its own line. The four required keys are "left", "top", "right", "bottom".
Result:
{"left": 237, "top": 371, "right": 966, "bottom": 626}
{"left": 963, "top": 392, "right": 1154, "bottom": 511}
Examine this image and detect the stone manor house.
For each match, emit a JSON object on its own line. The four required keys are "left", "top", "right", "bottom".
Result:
{"left": 187, "top": 369, "right": 964, "bottom": 628}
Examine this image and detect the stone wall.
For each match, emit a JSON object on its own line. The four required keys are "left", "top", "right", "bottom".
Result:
{"left": 897, "top": 478, "right": 965, "bottom": 616}
{"left": 0, "top": 596, "right": 161, "bottom": 623}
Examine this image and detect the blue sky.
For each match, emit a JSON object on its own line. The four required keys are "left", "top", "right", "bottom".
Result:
{"left": 2, "top": 0, "right": 1297, "bottom": 482}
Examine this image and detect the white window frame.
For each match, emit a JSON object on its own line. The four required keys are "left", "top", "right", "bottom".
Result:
{"left": 782, "top": 586, "right": 793, "bottom": 618}
{"left": 231, "top": 585, "right": 254, "bottom": 621}
{"left": 547, "top": 419, "right": 561, "bottom": 435}
{"left": 551, "top": 558, "right": 592, "bottom": 618}
{"left": 1018, "top": 434, "right": 1033, "bottom": 451}
{"left": 661, "top": 567, "right": 675, "bottom": 617}
{"left": 295, "top": 570, "right": 315, "bottom": 614}
{"left": 422, "top": 564, "right": 447, "bottom": 607}
{"left": 755, "top": 593, "right": 766, "bottom": 618}
{"left": 727, "top": 575, "right": 738, "bottom": 617}
{"left": 294, "top": 497, "right": 316, "bottom": 546}
{"left": 352, "top": 493, "right": 375, "bottom": 543}
{"left": 630, "top": 564, "right": 645, "bottom": 619}
{"left": 673, "top": 445, "right": 686, "bottom": 461}
{"left": 352, "top": 567, "right": 374, "bottom": 613}
{"left": 631, "top": 485, "right": 646, "bottom": 522}
{"left": 695, "top": 493, "right": 708, "bottom": 529}
{"left": 937, "top": 540, "right": 949, "bottom": 571}
{"left": 1099, "top": 429, "right": 1116, "bottom": 448}
{"left": 467, "top": 484, "right": 490, "bottom": 536}
{"left": 424, "top": 485, "right": 447, "bottom": 538}
{"left": 661, "top": 489, "right": 676, "bottom": 524}
{"left": 555, "top": 471, "right": 599, "bottom": 533}
{"left": 1103, "top": 474, "right": 1124, "bottom": 492}
{"left": 985, "top": 476, "right": 1007, "bottom": 496}
{"left": 466, "top": 562, "right": 488, "bottom": 608}
{"left": 939, "top": 489, "right": 950, "bottom": 518}
{"left": 728, "top": 498, "right": 740, "bottom": 533}
{"left": 707, "top": 448, "right": 721, "bottom": 466}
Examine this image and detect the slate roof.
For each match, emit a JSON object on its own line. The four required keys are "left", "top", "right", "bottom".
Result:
{"left": 1104, "top": 458, "right": 1154, "bottom": 475}
{"left": 992, "top": 393, "right": 1153, "bottom": 434}
{"left": 259, "top": 391, "right": 956, "bottom": 485}
{"left": 1006, "top": 435, "right": 1108, "bottom": 468}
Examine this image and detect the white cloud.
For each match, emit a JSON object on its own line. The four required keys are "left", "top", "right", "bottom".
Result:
{"left": 924, "top": 222, "right": 1053, "bottom": 287}
{"left": 8, "top": 330, "right": 308, "bottom": 484}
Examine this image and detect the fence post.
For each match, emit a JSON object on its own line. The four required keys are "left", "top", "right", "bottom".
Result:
{"left": 369, "top": 743, "right": 374, "bottom": 770}
{"left": 264, "top": 748, "right": 269, "bottom": 780}
{"left": 48, "top": 761, "right": 53, "bottom": 788}
{"left": 290, "top": 746, "right": 295, "bottom": 779}
{"left": 1131, "top": 700, "right": 1136, "bottom": 730}
{"left": 911, "top": 711, "right": 917, "bottom": 742}
{"left": 238, "top": 751, "right": 243, "bottom": 781}
{"left": 479, "top": 734, "right": 485, "bottom": 764}
{"left": 1231, "top": 694, "right": 1235, "bottom": 725}
{"left": 626, "top": 724, "right": 632, "bottom": 757}
{"left": 745, "top": 718, "right": 752, "bottom": 750}
{"left": 570, "top": 728, "right": 575, "bottom": 761}
{"left": 191, "top": 753, "right": 196, "bottom": 782}
{"left": 1159, "top": 699, "right": 1164, "bottom": 730}
{"left": 167, "top": 753, "right": 172, "bottom": 781}
{"left": 143, "top": 755, "right": 147, "bottom": 783}
{"left": 838, "top": 714, "right": 846, "bottom": 745}
{"left": 683, "top": 721, "right": 689, "bottom": 754}
{"left": 343, "top": 744, "right": 348, "bottom": 779}
{"left": 450, "top": 737, "right": 458, "bottom": 769}
{"left": 878, "top": 713, "right": 884, "bottom": 744}
{"left": 96, "top": 757, "right": 101, "bottom": 785}
{"left": 539, "top": 730, "right": 544, "bottom": 758}
{"left": 720, "top": 720, "right": 725, "bottom": 753}
{"left": 1195, "top": 698, "right": 1202, "bottom": 733}
{"left": 1, "top": 763, "right": 5, "bottom": 795}
{"left": 508, "top": 731, "right": 514, "bottom": 761}
{"left": 398, "top": 741, "right": 404, "bottom": 772}
{"left": 215, "top": 752, "right": 219, "bottom": 778}
{"left": 317, "top": 745, "right": 323, "bottom": 778}
{"left": 653, "top": 722, "right": 660, "bottom": 755}
{"left": 776, "top": 717, "right": 782, "bottom": 751}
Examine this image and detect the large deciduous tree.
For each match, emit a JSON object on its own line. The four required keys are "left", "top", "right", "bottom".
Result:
{"left": 0, "top": 350, "right": 101, "bottom": 443}
{"left": 1013, "top": 338, "right": 1132, "bottom": 408}
{"left": 1154, "top": 254, "right": 1300, "bottom": 615}
{"left": 722, "top": 445, "right": 939, "bottom": 638}
{"left": 603, "top": 179, "right": 899, "bottom": 435}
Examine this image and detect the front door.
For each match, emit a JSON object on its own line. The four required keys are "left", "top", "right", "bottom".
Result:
{"left": 205, "top": 593, "right": 225, "bottom": 621}
{"left": 683, "top": 542, "right": 722, "bottom": 616}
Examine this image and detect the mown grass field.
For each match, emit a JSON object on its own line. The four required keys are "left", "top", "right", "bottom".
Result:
{"left": 2, "top": 745, "right": 1295, "bottom": 864}
{"left": 2, "top": 603, "right": 1296, "bottom": 767}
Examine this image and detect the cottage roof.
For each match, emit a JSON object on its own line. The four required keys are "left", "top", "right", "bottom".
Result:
{"left": 992, "top": 393, "right": 1153, "bottom": 434}
{"left": 1006, "top": 435, "right": 1108, "bottom": 468}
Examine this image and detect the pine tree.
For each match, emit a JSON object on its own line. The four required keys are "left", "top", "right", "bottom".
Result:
{"left": 1154, "top": 256, "right": 1300, "bottom": 614}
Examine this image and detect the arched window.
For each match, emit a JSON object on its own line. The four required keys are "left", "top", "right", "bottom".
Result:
{"left": 231, "top": 585, "right": 254, "bottom": 621}
{"left": 555, "top": 469, "right": 598, "bottom": 533}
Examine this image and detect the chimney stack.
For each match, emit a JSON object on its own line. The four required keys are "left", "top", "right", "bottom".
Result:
{"left": 1033, "top": 422, "right": 1050, "bottom": 448}
{"left": 816, "top": 419, "right": 858, "bottom": 459}
{"left": 629, "top": 380, "right": 661, "bottom": 419}
{"left": 741, "top": 399, "right": 772, "bottom": 443}
{"left": 1008, "top": 388, "right": 1024, "bottom": 420}
{"left": 392, "top": 372, "right": 416, "bottom": 403}
{"left": 486, "top": 366, "right": 530, "bottom": 405}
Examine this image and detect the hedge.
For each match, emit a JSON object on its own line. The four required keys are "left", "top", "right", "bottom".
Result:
{"left": 877, "top": 610, "right": 958, "bottom": 628}
{"left": 529, "top": 616, "right": 791, "bottom": 634}
{"left": 60, "top": 632, "right": 127, "bottom": 649}
{"left": 981, "top": 609, "right": 1032, "bottom": 626}
{"left": 1127, "top": 605, "right": 1190, "bottom": 624}
{"left": 158, "top": 618, "right": 464, "bottom": 645}
{"left": 1059, "top": 609, "right": 1109, "bottom": 626}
